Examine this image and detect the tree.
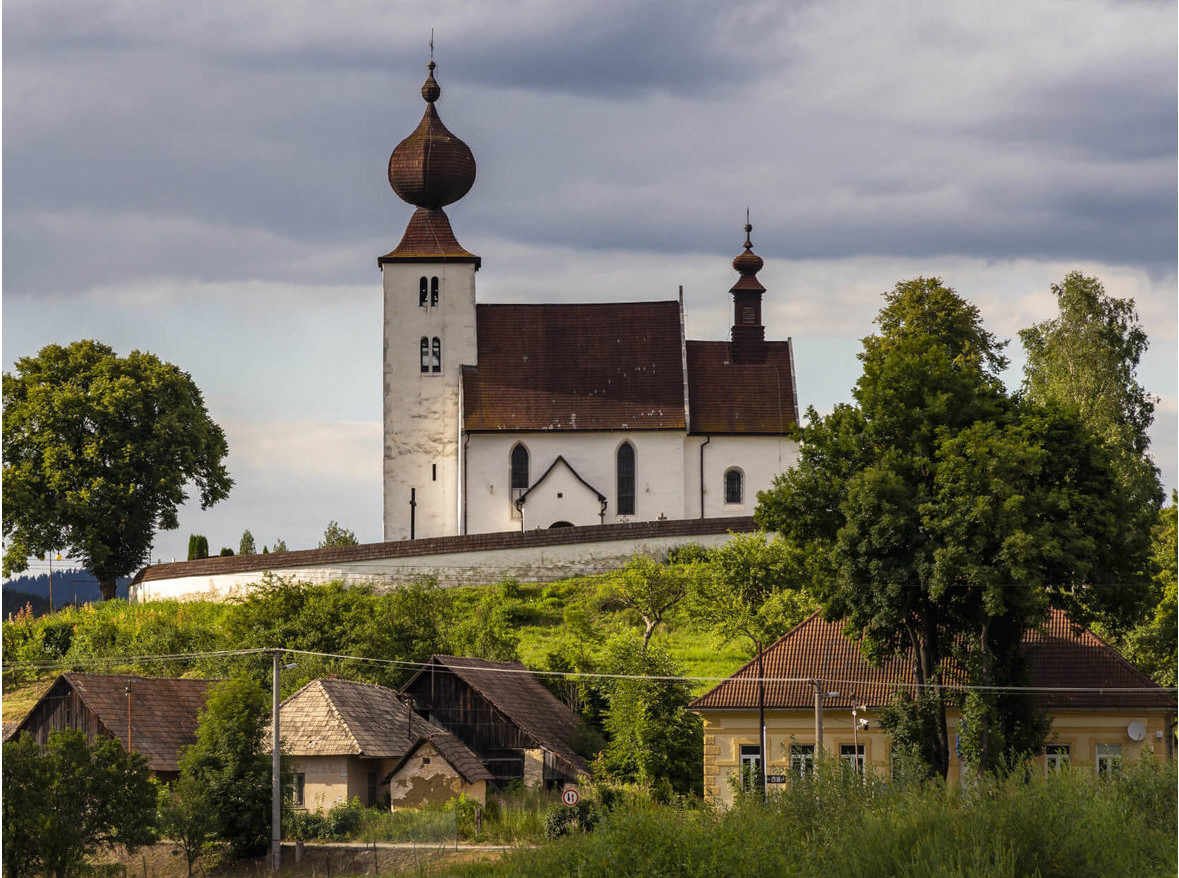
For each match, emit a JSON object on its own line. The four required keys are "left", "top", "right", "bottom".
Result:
{"left": 271, "top": 538, "right": 287, "bottom": 553}
{"left": 157, "top": 773, "right": 218, "bottom": 878}
{"left": 188, "top": 535, "right": 209, "bottom": 561}
{"left": 597, "top": 632, "right": 702, "bottom": 795}
{"left": 601, "top": 555, "right": 699, "bottom": 651}
{"left": 2, "top": 730, "right": 157, "bottom": 878}
{"left": 319, "top": 520, "right": 358, "bottom": 548}
{"left": 239, "top": 529, "right": 257, "bottom": 556}
{"left": 757, "top": 278, "right": 1151, "bottom": 777}
{"left": 178, "top": 678, "right": 272, "bottom": 859}
{"left": 1020, "top": 271, "right": 1162, "bottom": 517}
{"left": 3, "top": 341, "right": 232, "bottom": 598}
{"left": 691, "top": 532, "right": 816, "bottom": 794}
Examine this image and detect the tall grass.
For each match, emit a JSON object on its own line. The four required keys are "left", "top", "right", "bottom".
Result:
{"left": 438, "top": 757, "right": 1178, "bottom": 878}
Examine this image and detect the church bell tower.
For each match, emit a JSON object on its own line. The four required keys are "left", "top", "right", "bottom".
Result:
{"left": 380, "top": 59, "right": 480, "bottom": 541}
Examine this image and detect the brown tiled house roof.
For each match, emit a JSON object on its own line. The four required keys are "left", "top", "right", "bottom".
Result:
{"left": 691, "top": 609, "right": 1175, "bottom": 712}
{"left": 7, "top": 673, "right": 217, "bottom": 772}
{"left": 273, "top": 678, "right": 481, "bottom": 766}
{"left": 462, "top": 302, "right": 688, "bottom": 432}
{"left": 406, "top": 655, "right": 591, "bottom": 776}
{"left": 686, "top": 341, "right": 798, "bottom": 434}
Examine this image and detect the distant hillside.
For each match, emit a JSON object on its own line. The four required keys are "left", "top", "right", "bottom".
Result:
{"left": 3, "top": 570, "right": 129, "bottom": 616}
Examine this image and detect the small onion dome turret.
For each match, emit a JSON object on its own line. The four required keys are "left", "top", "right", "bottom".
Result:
{"left": 730, "top": 222, "right": 766, "bottom": 293}
{"left": 388, "top": 61, "right": 476, "bottom": 209}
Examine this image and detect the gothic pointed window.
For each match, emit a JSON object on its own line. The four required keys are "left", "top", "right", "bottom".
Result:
{"left": 431, "top": 337, "right": 442, "bottom": 373}
{"left": 510, "top": 443, "right": 529, "bottom": 511}
{"left": 419, "top": 277, "right": 428, "bottom": 307}
{"left": 724, "top": 468, "right": 744, "bottom": 505}
{"left": 617, "top": 442, "right": 636, "bottom": 515}
{"left": 431, "top": 276, "right": 440, "bottom": 307}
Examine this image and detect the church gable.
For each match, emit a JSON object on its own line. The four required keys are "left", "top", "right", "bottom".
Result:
{"left": 462, "top": 302, "right": 687, "bottom": 432}
{"left": 517, "top": 454, "right": 607, "bottom": 529}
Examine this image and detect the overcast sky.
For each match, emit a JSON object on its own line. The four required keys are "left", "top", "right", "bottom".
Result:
{"left": 4, "top": 0, "right": 1176, "bottom": 567}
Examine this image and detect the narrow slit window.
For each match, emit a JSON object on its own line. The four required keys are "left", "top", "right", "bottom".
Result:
{"left": 617, "top": 442, "right": 636, "bottom": 515}
{"left": 419, "top": 337, "right": 429, "bottom": 373}
{"left": 431, "top": 337, "right": 441, "bottom": 373}
{"left": 431, "top": 276, "right": 439, "bottom": 307}
{"left": 419, "top": 277, "right": 428, "bottom": 307}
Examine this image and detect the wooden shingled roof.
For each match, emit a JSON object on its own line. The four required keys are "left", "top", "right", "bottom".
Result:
{"left": 462, "top": 302, "right": 688, "bottom": 432}
{"left": 273, "top": 678, "right": 484, "bottom": 773}
{"left": 691, "top": 609, "right": 1175, "bottom": 713}
{"left": 407, "top": 656, "right": 591, "bottom": 777}
{"left": 384, "top": 733, "right": 493, "bottom": 785}
{"left": 8, "top": 673, "right": 217, "bottom": 772}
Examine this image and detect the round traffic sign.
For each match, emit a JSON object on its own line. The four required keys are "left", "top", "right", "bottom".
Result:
{"left": 562, "top": 788, "right": 580, "bottom": 806}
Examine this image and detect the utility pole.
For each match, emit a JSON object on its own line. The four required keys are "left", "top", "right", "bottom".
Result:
{"left": 813, "top": 679, "right": 823, "bottom": 766}
{"left": 271, "top": 650, "right": 281, "bottom": 873}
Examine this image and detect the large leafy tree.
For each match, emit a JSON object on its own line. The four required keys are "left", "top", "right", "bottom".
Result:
{"left": 2, "top": 730, "right": 157, "bottom": 878}
{"left": 3, "top": 341, "right": 232, "bottom": 599}
{"left": 1020, "top": 271, "right": 1161, "bottom": 515}
{"left": 601, "top": 555, "right": 701, "bottom": 651}
{"left": 757, "top": 278, "right": 1151, "bottom": 777}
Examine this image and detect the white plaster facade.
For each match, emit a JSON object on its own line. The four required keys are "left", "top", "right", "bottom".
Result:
{"left": 382, "top": 260, "right": 478, "bottom": 542}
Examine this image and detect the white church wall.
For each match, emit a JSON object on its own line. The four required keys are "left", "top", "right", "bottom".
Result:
{"left": 129, "top": 522, "right": 756, "bottom": 602}
{"left": 463, "top": 431, "right": 688, "bottom": 534}
{"left": 382, "top": 261, "right": 477, "bottom": 541}
{"left": 687, "top": 435, "right": 799, "bottom": 520}
{"left": 519, "top": 460, "right": 605, "bottom": 529}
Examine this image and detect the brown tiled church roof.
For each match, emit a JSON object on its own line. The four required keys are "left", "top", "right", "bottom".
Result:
{"left": 685, "top": 341, "right": 798, "bottom": 435}
{"left": 462, "top": 302, "right": 688, "bottom": 432}
{"left": 691, "top": 609, "right": 1175, "bottom": 712}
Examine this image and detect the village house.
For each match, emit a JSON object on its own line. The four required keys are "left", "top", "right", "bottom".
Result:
{"left": 271, "top": 677, "right": 491, "bottom": 810}
{"left": 3, "top": 672, "right": 216, "bottom": 782}
{"left": 691, "top": 609, "right": 1176, "bottom": 806}
{"left": 402, "top": 655, "right": 590, "bottom": 791}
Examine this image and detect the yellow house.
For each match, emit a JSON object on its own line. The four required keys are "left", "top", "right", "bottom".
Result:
{"left": 271, "top": 678, "right": 491, "bottom": 811}
{"left": 691, "top": 609, "right": 1175, "bottom": 806}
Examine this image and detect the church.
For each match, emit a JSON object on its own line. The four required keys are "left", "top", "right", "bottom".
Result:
{"left": 381, "top": 60, "right": 800, "bottom": 541}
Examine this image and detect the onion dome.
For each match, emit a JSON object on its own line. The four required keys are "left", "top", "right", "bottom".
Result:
{"left": 730, "top": 222, "right": 766, "bottom": 293}
{"left": 388, "top": 61, "right": 477, "bottom": 209}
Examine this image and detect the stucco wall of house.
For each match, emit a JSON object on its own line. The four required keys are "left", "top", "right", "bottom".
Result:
{"left": 686, "top": 434, "right": 799, "bottom": 520}
{"left": 383, "top": 261, "right": 478, "bottom": 543}
{"left": 699, "top": 709, "right": 1173, "bottom": 808}
{"left": 388, "top": 740, "right": 487, "bottom": 807}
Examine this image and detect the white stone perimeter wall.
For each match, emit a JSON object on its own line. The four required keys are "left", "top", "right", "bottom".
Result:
{"left": 130, "top": 528, "right": 746, "bottom": 604}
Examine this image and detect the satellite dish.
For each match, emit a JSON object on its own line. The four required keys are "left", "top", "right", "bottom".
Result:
{"left": 1127, "top": 721, "right": 1146, "bottom": 742}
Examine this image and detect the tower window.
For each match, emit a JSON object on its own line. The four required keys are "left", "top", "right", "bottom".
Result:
{"left": 420, "top": 337, "right": 429, "bottom": 373}
{"left": 431, "top": 337, "right": 442, "bottom": 373}
{"left": 419, "top": 277, "right": 428, "bottom": 307}
{"left": 742, "top": 306, "right": 756, "bottom": 323}
{"left": 617, "top": 442, "right": 636, "bottom": 515}
{"left": 510, "top": 443, "right": 529, "bottom": 512}
{"left": 724, "top": 468, "right": 744, "bottom": 505}
{"left": 431, "top": 276, "right": 440, "bottom": 307}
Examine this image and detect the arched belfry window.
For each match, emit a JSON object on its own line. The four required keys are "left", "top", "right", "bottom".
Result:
{"left": 430, "top": 276, "right": 440, "bottom": 307}
{"left": 431, "top": 337, "right": 442, "bottom": 373}
{"left": 617, "top": 442, "right": 636, "bottom": 516}
{"left": 419, "top": 337, "right": 430, "bottom": 373}
{"left": 419, "top": 277, "right": 428, "bottom": 307}
{"left": 724, "top": 468, "right": 744, "bottom": 505}
{"left": 510, "top": 444, "right": 529, "bottom": 509}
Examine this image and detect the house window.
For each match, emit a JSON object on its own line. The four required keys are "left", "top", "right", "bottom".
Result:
{"left": 739, "top": 744, "right": 762, "bottom": 791}
{"left": 724, "top": 468, "right": 744, "bottom": 505}
{"left": 431, "top": 337, "right": 442, "bottom": 373}
{"left": 287, "top": 773, "right": 305, "bottom": 807}
{"left": 431, "top": 276, "right": 440, "bottom": 307}
{"left": 1045, "top": 744, "right": 1070, "bottom": 773}
{"left": 510, "top": 443, "right": 529, "bottom": 511}
{"left": 617, "top": 442, "right": 636, "bottom": 515}
{"left": 789, "top": 744, "right": 814, "bottom": 776}
{"left": 367, "top": 771, "right": 378, "bottom": 807}
{"left": 840, "top": 744, "right": 865, "bottom": 775}
{"left": 1096, "top": 743, "right": 1122, "bottom": 776}
{"left": 420, "top": 337, "right": 430, "bottom": 373}
{"left": 419, "top": 276, "right": 428, "bottom": 307}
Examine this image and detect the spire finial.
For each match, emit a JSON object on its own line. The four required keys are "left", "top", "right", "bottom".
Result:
{"left": 429, "top": 28, "right": 434, "bottom": 62}
{"left": 744, "top": 208, "right": 754, "bottom": 249}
